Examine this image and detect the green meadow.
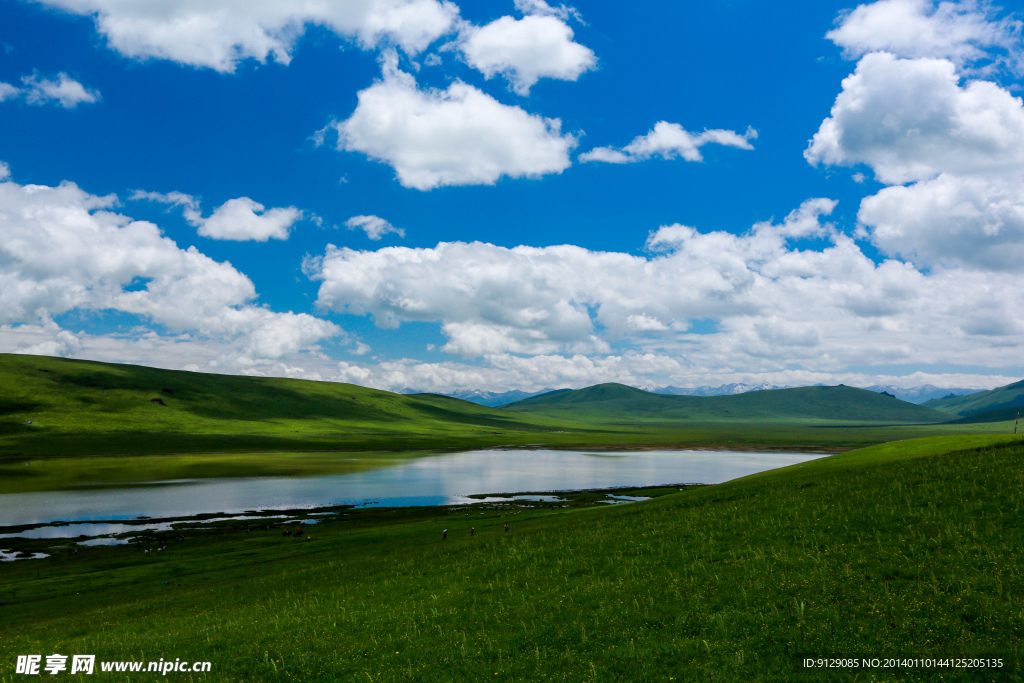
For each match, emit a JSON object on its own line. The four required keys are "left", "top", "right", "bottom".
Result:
{"left": 1, "top": 434, "right": 1022, "bottom": 681}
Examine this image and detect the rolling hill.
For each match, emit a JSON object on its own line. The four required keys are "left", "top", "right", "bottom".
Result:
{"left": 923, "top": 378, "right": 1024, "bottom": 419}
{"left": 0, "top": 354, "right": 572, "bottom": 458}
{"left": 504, "top": 382, "right": 950, "bottom": 424}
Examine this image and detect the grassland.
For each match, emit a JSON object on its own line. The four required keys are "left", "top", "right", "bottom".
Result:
{"left": 1, "top": 434, "right": 1021, "bottom": 681}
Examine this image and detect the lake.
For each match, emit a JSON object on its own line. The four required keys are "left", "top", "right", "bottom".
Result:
{"left": 0, "top": 448, "right": 826, "bottom": 529}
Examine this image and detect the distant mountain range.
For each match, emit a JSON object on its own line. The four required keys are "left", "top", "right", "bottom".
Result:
{"left": 436, "top": 388, "right": 557, "bottom": 407}
{"left": 649, "top": 383, "right": 789, "bottom": 397}
{"left": 502, "top": 383, "right": 949, "bottom": 424}
{"left": 428, "top": 383, "right": 981, "bottom": 407}
{"left": 860, "top": 385, "right": 978, "bottom": 404}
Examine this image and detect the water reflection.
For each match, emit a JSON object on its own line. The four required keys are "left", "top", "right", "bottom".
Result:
{"left": 0, "top": 549, "right": 48, "bottom": 561}
{"left": 0, "top": 449, "right": 825, "bottom": 527}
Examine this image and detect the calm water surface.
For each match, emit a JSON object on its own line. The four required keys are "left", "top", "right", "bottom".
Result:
{"left": 0, "top": 449, "right": 827, "bottom": 527}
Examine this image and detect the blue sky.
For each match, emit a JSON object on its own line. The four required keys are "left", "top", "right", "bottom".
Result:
{"left": 1, "top": 0, "right": 1022, "bottom": 393}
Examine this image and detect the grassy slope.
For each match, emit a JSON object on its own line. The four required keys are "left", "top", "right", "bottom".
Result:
{"left": 0, "top": 354, "right": 598, "bottom": 459}
{"left": 1, "top": 434, "right": 1021, "bottom": 681}
{"left": 924, "top": 378, "right": 1024, "bottom": 418}
{"left": 505, "top": 382, "right": 949, "bottom": 424}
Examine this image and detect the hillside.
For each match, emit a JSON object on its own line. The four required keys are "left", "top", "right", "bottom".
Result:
{"left": 0, "top": 354, "right": 571, "bottom": 458}
{"left": 923, "top": 378, "right": 1024, "bottom": 418}
{"left": 505, "top": 382, "right": 949, "bottom": 423}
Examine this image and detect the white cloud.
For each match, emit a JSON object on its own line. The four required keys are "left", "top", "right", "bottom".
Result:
{"left": 346, "top": 215, "right": 405, "bottom": 240}
{"left": 0, "top": 173, "right": 341, "bottom": 367}
{"left": 191, "top": 197, "right": 302, "bottom": 241}
{"left": 306, "top": 198, "right": 1024, "bottom": 374}
{"left": 809, "top": 24, "right": 1024, "bottom": 272}
{"left": 334, "top": 51, "right": 576, "bottom": 189}
{"left": 827, "top": 0, "right": 1022, "bottom": 72}
{"left": 512, "top": 0, "right": 581, "bottom": 22}
{"left": 460, "top": 14, "right": 596, "bottom": 94}
{"left": 2, "top": 317, "right": 82, "bottom": 358}
{"left": 580, "top": 122, "right": 756, "bottom": 164}
{"left": 626, "top": 314, "right": 670, "bottom": 332}
{"left": 21, "top": 73, "right": 100, "bottom": 108}
{"left": 0, "top": 320, "right": 376, "bottom": 377}
{"left": 132, "top": 191, "right": 303, "bottom": 241}
{"left": 37, "top": 0, "right": 460, "bottom": 71}
{"left": 858, "top": 172, "right": 1024, "bottom": 270}
{"left": 0, "top": 161, "right": 9, "bottom": 180}
{"left": 806, "top": 52, "right": 1024, "bottom": 185}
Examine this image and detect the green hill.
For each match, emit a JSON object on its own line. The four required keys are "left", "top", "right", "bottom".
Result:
{"left": 923, "top": 378, "right": 1024, "bottom": 418}
{"left": 0, "top": 354, "right": 571, "bottom": 458}
{"left": 505, "top": 382, "right": 949, "bottom": 424}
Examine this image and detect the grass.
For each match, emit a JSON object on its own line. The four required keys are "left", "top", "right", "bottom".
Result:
{"left": 1, "top": 434, "right": 1021, "bottom": 681}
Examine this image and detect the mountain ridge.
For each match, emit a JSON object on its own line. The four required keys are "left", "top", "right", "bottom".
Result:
{"left": 503, "top": 382, "right": 949, "bottom": 424}
{"left": 428, "top": 382, "right": 983, "bottom": 407}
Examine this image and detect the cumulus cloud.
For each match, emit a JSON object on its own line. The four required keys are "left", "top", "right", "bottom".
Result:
{"left": 827, "top": 0, "right": 1022, "bottom": 72}
{"left": 334, "top": 51, "right": 576, "bottom": 189}
{"left": 810, "top": 6, "right": 1024, "bottom": 273}
{"left": 37, "top": 0, "right": 460, "bottom": 71}
{"left": 805, "top": 52, "right": 1024, "bottom": 184}
{"left": 580, "top": 122, "right": 756, "bottom": 164}
{"left": 0, "top": 172, "right": 340, "bottom": 366}
{"left": 131, "top": 191, "right": 303, "bottom": 241}
{"left": 346, "top": 215, "right": 405, "bottom": 240}
{"left": 191, "top": 197, "right": 302, "bottom": 241}
{"left": 306, "top": 198, "right": 1024, "bottom": 374}
{"left": 858, "top": 173, "right": 1024, "bottom": 270}
{"left": 2, "top": 317, "right": 82, "bottom": 358}
{"left": 460, "top": 13, "right": 596, "bottom": 94}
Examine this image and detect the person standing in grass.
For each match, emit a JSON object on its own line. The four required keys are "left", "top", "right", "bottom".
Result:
{"left": 504, "top": 523, "right": 509, "bottom": 533}
{"left": 471, "top": 527, "right": 475, "bottom": 537}
{"left": 442, "top": 529, "right": 447, "bottom": 540}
